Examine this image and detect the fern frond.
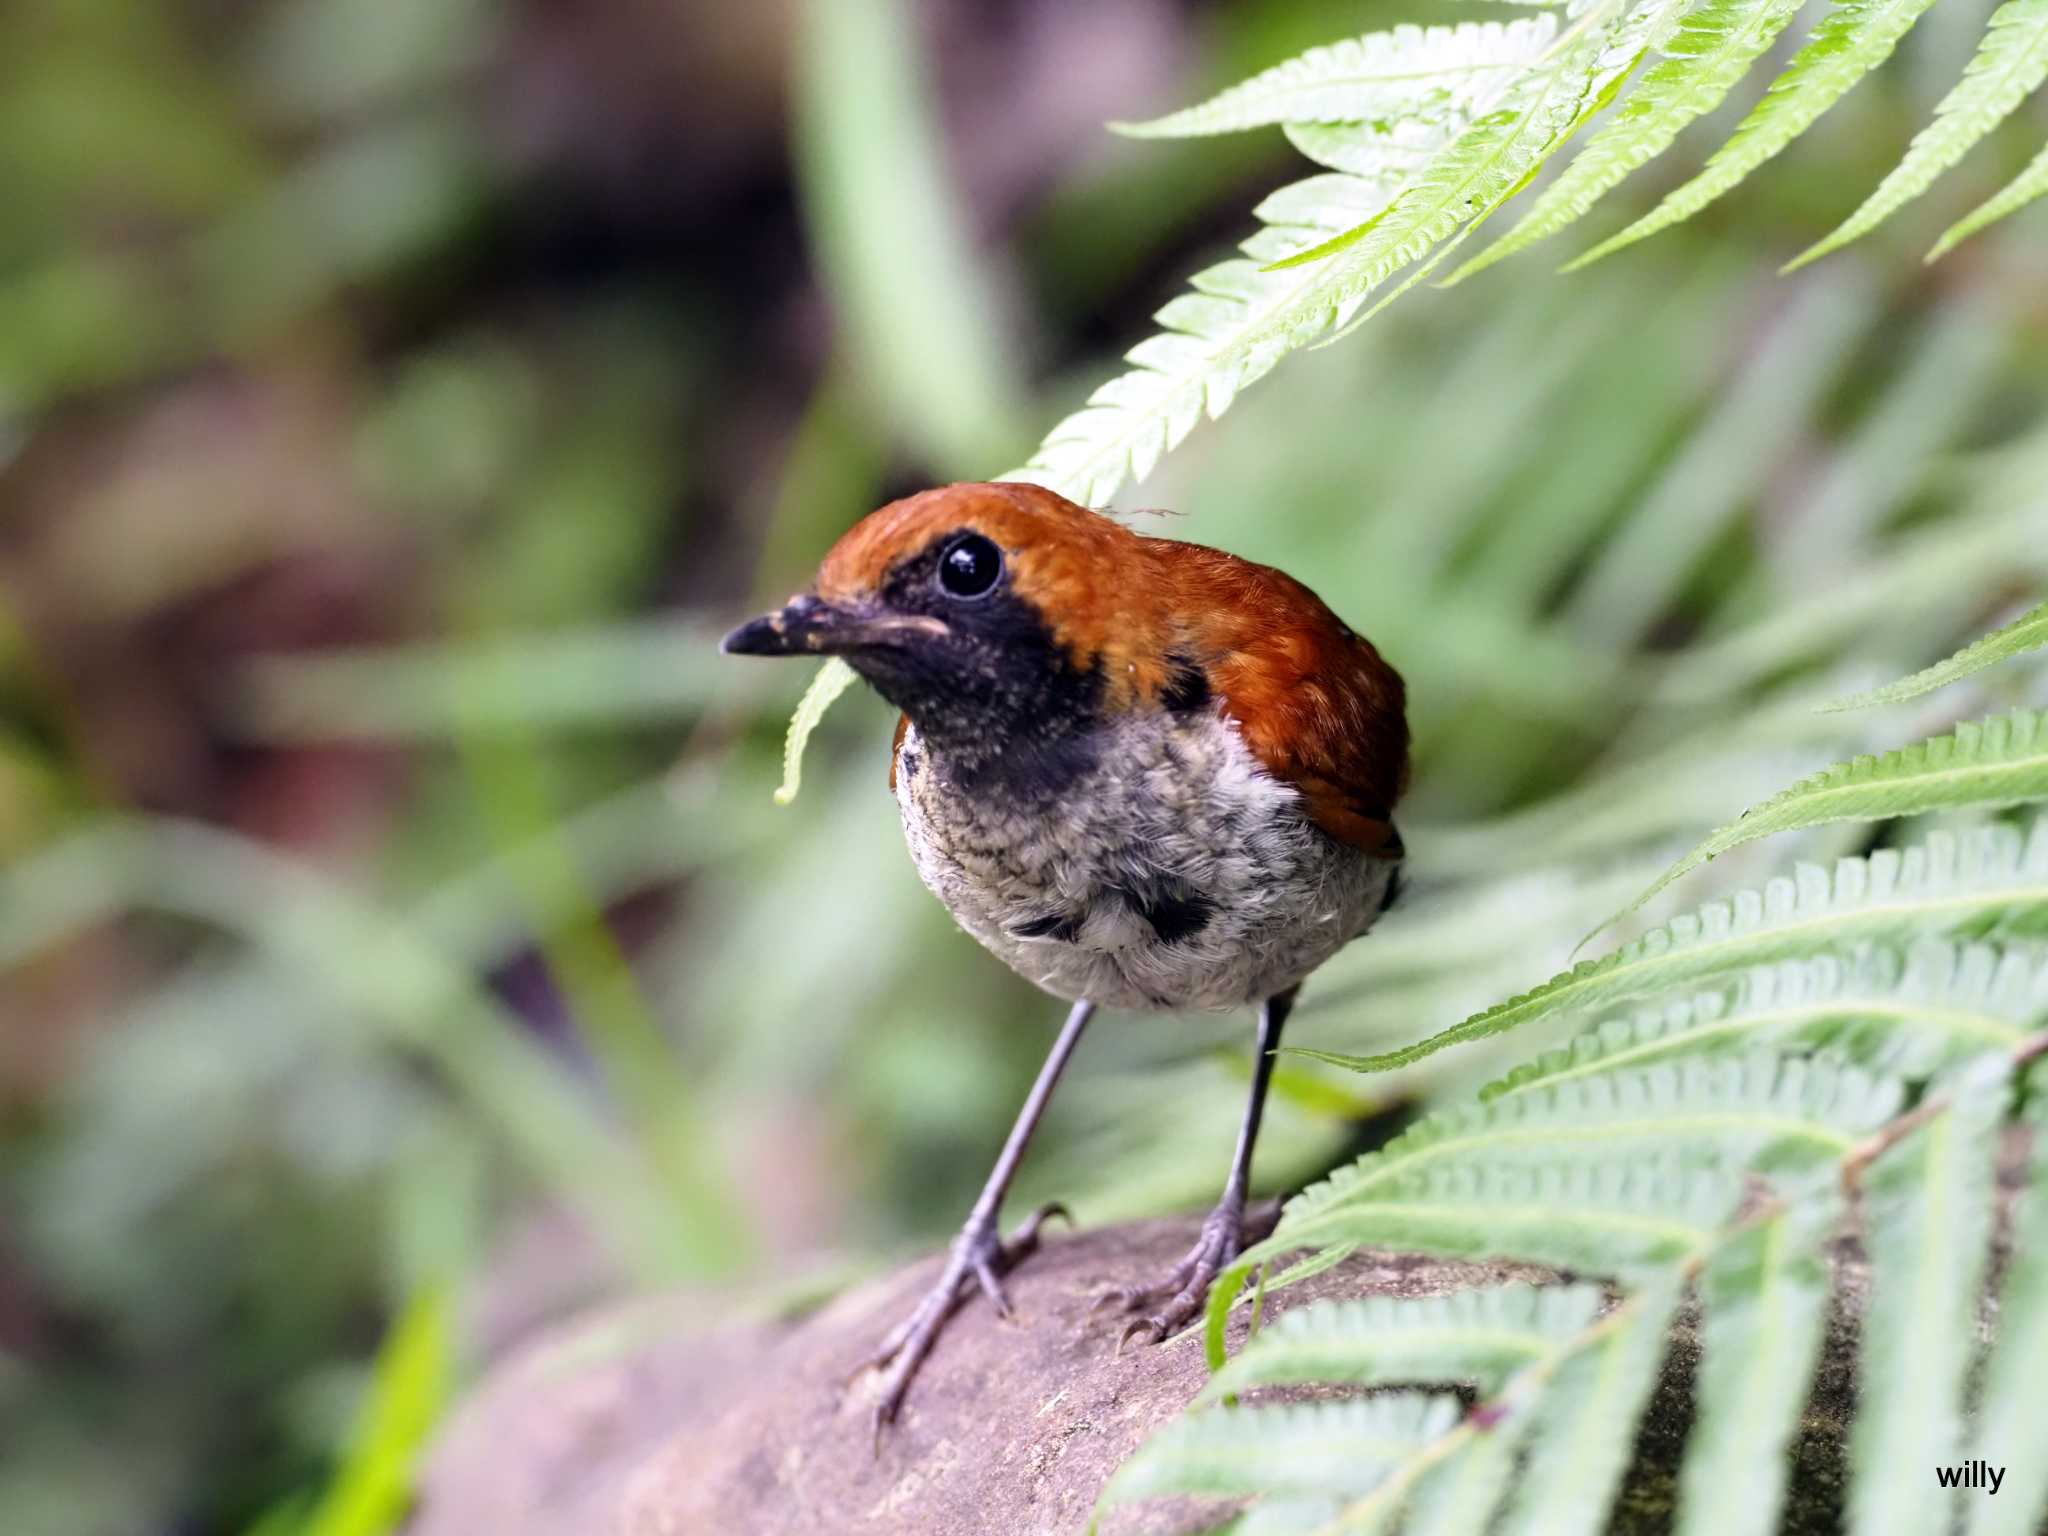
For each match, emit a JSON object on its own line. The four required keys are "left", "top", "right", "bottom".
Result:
{"left": 1099, "top": 1393, "right": 1463, "bottom": 1507}
{"left": 1272, "top": 0, "right": 1677, "bottom": 273}
{"left": 1398, "top": 1410, "right": 1531, "bottom": 1536}
{"left": 1204, "top": 1055, "right": 1900, "bottom": 1364}
{"left": 1481, "top": 943, "right": 2043, "bottom": 1101}
{"left": 1008, "top": 0, "right": 1655, "bottom": 507}
{"left": 1571, "top": 0, "right": 1943, "bottom": 268}
{"left": 1495, "top": 1274, "right": 1684, "bottom": 1536}
{"left": 1962, "top": 1067, "right": 2048, "bottom": 1536}
{"left": 1451, "top": 0, "right": 1806, "bottom": 282}
{"left": 1594, "top": 707, "right": 2048, "bottom": 938}
{"left": 1928, "top": 136, "right": 2048, "bottom": 256}
{"left": 1845, "top": 1057, "right": 2011, "bottom": 1536}
{"left": 773, "top": 658, "right": 858, "bottom": 806}
{"left": 1199, "top": 1283, "right": 1606, "bottom": 1403}
{"left": 1003, "top": 147, "right": 1446, "bottom": 505}
{"left": 1672, "top": 1201, "right": 1837, "bottom": 1536}
{"left": 1786, "top": 0, "right": 2048, "bottom": 269}
{"left": 1822, "top": 596, "right": 2048, "bottom": 711}
{"left": 1113, "top": 20, "right": 1558, "bottom": 137}
{"left": 1315, "top": 819, "right": 2048, "bottom": 1076}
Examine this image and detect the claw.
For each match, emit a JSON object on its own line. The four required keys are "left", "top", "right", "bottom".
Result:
{"left": 972, "top": 1257, "right": 1013, "bottom": 1317}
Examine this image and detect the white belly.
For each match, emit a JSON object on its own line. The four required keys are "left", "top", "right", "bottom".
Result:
{"left": 892, "top": 712, "right": 1394, "bottom": 1013}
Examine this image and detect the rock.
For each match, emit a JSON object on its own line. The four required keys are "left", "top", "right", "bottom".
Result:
{"left": 413, "top": 1218, "right": 1552, "bottom": 1536}
{"left": 413, "top": 1146, "right": 2031, "bottom": 1536}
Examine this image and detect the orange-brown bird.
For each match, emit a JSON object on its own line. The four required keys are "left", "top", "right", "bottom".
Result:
{"left": 723, "top": 481, "right": 1408, "bottom": 1429}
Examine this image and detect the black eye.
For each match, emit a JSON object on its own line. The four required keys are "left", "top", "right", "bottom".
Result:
{"left": 937, "top": 533, "right": 1002, "bottom": 598}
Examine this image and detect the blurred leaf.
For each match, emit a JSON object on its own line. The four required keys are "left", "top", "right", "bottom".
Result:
{"left": 792, "top": 0, "right": 1027, "bottom": 474}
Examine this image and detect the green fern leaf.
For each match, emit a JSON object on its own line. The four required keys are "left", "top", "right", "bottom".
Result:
{"left": 1495, "top": 1275, "right": 1685, "bottom": 1536}
{"left": 1846, "top": 1057, "right": 2011, "bottom": 1536}
{"left": 1450, "top": 0, "right": 1806, "bottom": 282}
{"left": 1673, "top": 1202, "right": 1838, "bottom": 1536}
{"left": 1112, "top": 20, "right": 1558, "bottom": 137}
{"left": 1400, "top": 1411, "right": 1532, "bottom": 1536}
{"left": 1099, "top": 1393, "right": 1462, "bottom": 1507}
{"left": 1821, "top": 596, "right": 2048, "bottom": 711}
{"left": 1270, "top": 0, "right": 1676, "bottom": 274}
{"left": 1928, "top": 135, "right": 2048, "bottom": 257}
{"left": 1008, "top": 0, "right": 1655, "bottom": 507}
{"left": 1204, "top": 1053, "right": 1902, "bottom": 1363}
{"left": 1481, "top": 943, "right": 2042, "bottom": 1102}
{"left": 1593, "top": 708, "right": 2048, "bottom": 940}
{"left": 1199, "top": 1283, "right": 1606, "bottom": 1403}
{"left": 772, "top": 658, "right": 858, "bottom": 805}
{"left": 1962, "top": 1066, "right": 2048, "bottom": 1536}
{"left": 1787, "top": 0, "right": 2048, "bottom": 269}
{"left": 1003, "top": 151, "right": 1440, "bottom": 505}
{"left": 1570, "top": 0, "right": 1943, "bottom": 268}
{"left": 1309, "top": 819, "right": 2048, "bottom": 1075}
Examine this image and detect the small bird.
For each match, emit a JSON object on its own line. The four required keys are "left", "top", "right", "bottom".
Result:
{"left": 723, "top": 482, "right": 1407, "bottom": 1430}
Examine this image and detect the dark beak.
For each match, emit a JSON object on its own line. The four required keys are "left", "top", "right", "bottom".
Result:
{"left": 720, "top": 594, "right": 949, "bottom": 657}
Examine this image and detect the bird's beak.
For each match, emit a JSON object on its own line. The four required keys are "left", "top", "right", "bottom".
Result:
{"left": 719, "top": 594, "right": 949, "bottom": 657}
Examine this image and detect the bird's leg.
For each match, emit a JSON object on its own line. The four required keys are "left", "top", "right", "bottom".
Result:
{"left": 863, "top": 997, "right": 1095, "bottom": 1433}
{"left": 1109, "top": 987, "right": 1296, "bottom": 1346}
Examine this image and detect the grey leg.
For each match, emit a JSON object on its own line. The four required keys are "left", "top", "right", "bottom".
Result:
{"left": 864, "top": 997, "right": 1095, "bottom": 1433}
{"left": 1111, "top": 986, "right": 1296, "bottom": 1344}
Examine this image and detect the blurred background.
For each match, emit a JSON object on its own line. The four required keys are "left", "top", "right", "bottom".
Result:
{"left": 2, "top": 0, "right": 2045, "bottom": 1531}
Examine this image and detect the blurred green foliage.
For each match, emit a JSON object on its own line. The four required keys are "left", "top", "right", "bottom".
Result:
{"left": 0, "top": 0, "right": 2044, "bottom": 1533}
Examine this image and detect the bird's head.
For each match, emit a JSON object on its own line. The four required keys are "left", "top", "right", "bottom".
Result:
{"left": 723, "top": 483, "right": 1165, "bottom": 763}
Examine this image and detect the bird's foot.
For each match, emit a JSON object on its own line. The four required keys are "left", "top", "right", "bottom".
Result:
{"left": 1101, "top": 1195, "right": 1280, "bottom": 1348}
{"left": 861, "top": 1202, "right": 1070, "bottom": 1438}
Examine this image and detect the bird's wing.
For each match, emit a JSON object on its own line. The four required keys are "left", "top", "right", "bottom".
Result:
{"left": 1160, "top": 542, "right": 1409, "bottom": 859}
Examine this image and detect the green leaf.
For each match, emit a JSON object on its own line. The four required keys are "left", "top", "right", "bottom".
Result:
{"left": 1481, "top": 943, "right": 2041, "bottom": 1103}
{"left": 1673, "top": 1203, "right": 1837, "bottom": 1536}
{"left": 1268, "top": 0, "right": 1672, "bottom": 273}
{"left": 792, "top": 0, "right": 1023, "bottom": 473}
{"left": 1846, "top": 1057, "right": 2011, "bottom": 1536}
{"left": 1112, "top": 20, "right": 1557, "bottom": 137}
{"left": 1495, "top": 1275, "right": 1684, "bottom": 1536}
{"left": 1570, "top": 0, "right": 1943, "bottom": 267}
{"left": 1203, "top": 1052, "right": 1902, "bottom": 1366}
{"left": 1200, "top": 1284, "right": 1606, "bottom": 1403}
{"left": 1962, "top": 1068, "right": 2048, "bottom": 1536}
{"left": 773, "top": 658, "right": 858, "bottom": 806}
{"left": 1399, "top": 1409, "right": 1533, "bottom": 1536}
{"left": 1786, "top": 0, "right": 2048, "bottom": 269}
{"left": 1004, "top": 150, "right": 1444, "bottom": 506}
{"left": 1592, "top": 708, "right": 2048, "bottom": 941}
{"left": 1099, "top": 1394, "right": 1463, "bottom": 1506}
{"left": 1450, "top": 0, "right": 1806, "bottom": 281}
{"left": 1821, "top": 597, "right": 2048, "bottom": 711}
{"left": 1007, "top": 0, "right": 1649, "bottom": 508}
{"left": 1928, "top": 135, "right": 2048, "bottom": 257}
{"left": 299, "top": 1284, "right": 455, "bottom": 1536}
{"left": 1315, "top": 819, "right": 2048, "bottom": 1076}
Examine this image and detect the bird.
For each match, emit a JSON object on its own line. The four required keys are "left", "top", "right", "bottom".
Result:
{"left": 722, "top": 481, "right": 1408, "bottom": 1432}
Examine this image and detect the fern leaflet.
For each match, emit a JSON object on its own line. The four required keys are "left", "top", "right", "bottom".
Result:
{"left": 1593, "top": 707, "right": 2048, "bottom": 939}
{"left": 1303, "top": 819, "right": 2048, "bottom": 1075}
{"left": 1672, "top": 1201, "right": 1837, "bottom": 1536}
{"left": 1481, "top": 943, "right": 2042, "bottom": 1103}
{"left": 1199, "top": 1284, "right": 1606, "bottom": 1403}
{"left": 1112, "top": 21, "right": 1558, "bottom": 137}
{"left": 1962, "top": 1066, "right": 2048, "bottom": 1536}
{"left": 1099, "top": 1393, "right": 1462, "bottom": 1506}
{"left": 1928, "top": 136, "right": 2048, "bottom": 257}
{"left": 1451, "top": 0, "right": 1806, "bottom": 282}
{"left": 1844, "top": 1057, "right": 2011, "bottom": 1536}
{"left": 1786, "top": 0, "right": 2048, "bottom": 269}
{"left": 1495, "top": 1273, "right": 1683, "bottom": 1536}
{"left": 1822, "top": 596, "right": 2048, "bottom": 710}
{"left": 1570, "top": 0, "right": 1945, "bottom": 268}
